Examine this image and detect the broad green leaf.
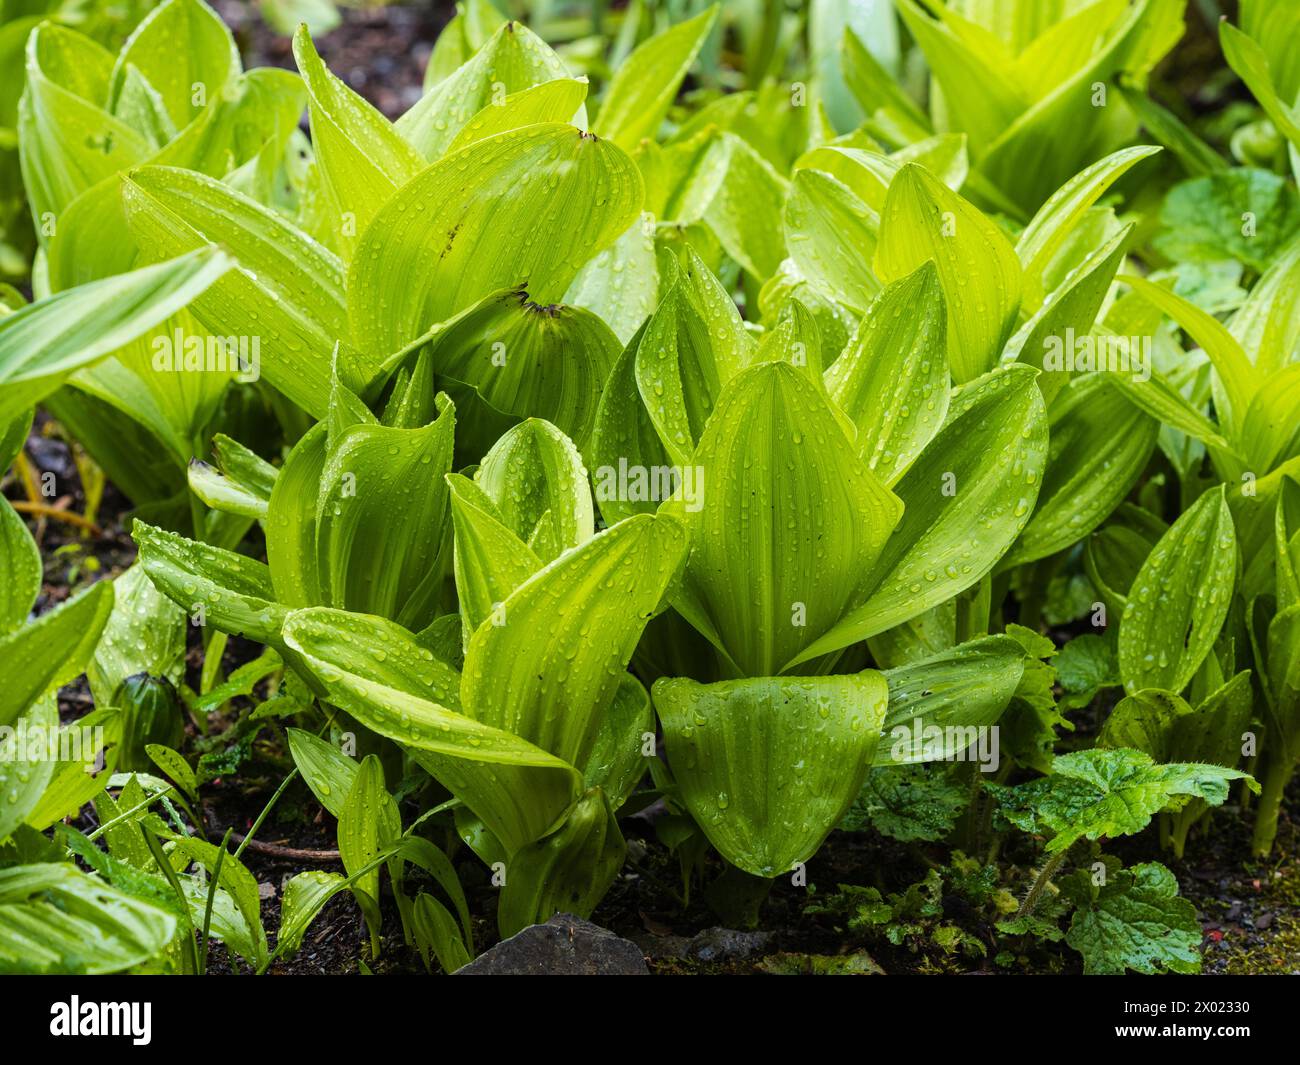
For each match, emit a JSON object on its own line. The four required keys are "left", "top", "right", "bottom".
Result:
{"left": 654, "top": 671, "right": 889, "bottom": 877}
{"left": 1009, "top": 224, "right": 1132, "bottom": 403}
{"left": 122, "top": 166, "right": 367, "bottom": 418}
{"left": 1153, "top": 169, "right": 1300, "bottom": 273}
{"left": 0, "top": 247, "right": 230, "bottom": 422}
{"left": 0, "top": 698, "right": 57, "bottom": 842}
{"left": 0, "top": 581, "right": 113, "bottom": 730}
{"left": 1118, "top": 487, "right": 1236, "bottom": 694}
{"left": 632, "top": 246, "right": 753, "bottom": 466}
{"left": 316, "top": 398, "right": 454, "bottom": 631}
{"left": 0, "top": 862, "right": 176, "bottom": 974}
{"left": 877, "top": 635, "right": 1030, "bottom": 765}
{"left": 447, "top": 473, "right": 541, "bottom": 638}
{"left": 992, "top": 747, "right": 1253, "bottom": 852}
{"left": 132, "top": 520, "right": 285, "bottom": 646}
{"left": 266, "top": 423, "right": 327, "bottom": 609}
{"left": 393, "top": 287, "right": 620, "bottom": 450}
{"left": 497, "top": 787, "right": 625, "bottom": 936}
{"left": 825, "top": 261, "right": 949, "bottom": 485}
{"left": 783, "top": 166, "right": 880, "bottom": 313}
{"left": 281, "top": 606, "right": 581, "bottom": 855}
{"left": 1063, "top": 861, "right": 1201, "bottom": 975}
{"left": 670, "top": 361, "right": 902, "bottom": 677}
{"left": 18, "top": 25, "right": 152, "bottom": 234}
{"left": 0, "top": 497, "right": 39, "bottom": 633}
{"left": 593, "top": 6, "right": 717, "bottom": 149}
{"left": 110, "top": 0, "right": 240, "bottom": 132}
{"left": 564, "top": 213, "right": 660, "bottom": 345}
{"left": 1016, "top": 146, "right": 1161, "bottom": 293}
{"left": 349, "top": 124, "right": 642, "bottom": 355}
{"left": 475, "top": 418, "right": 594, "bottom": 562}
{"left": 583, "top": 675, "right": 654, "bottom": 809}
{"left": 398, "top": 21, "right": 579, "bottom": 161}
{"left": 445, "top": 79, "right": 590, "bottom": 156}
{"left": 1005, "top": 374, "right": 1157, "bottom": 567}
{"left": 875, "top": 164, "right": 1022, "bottom": 382}
{"left": 293, "top": 26, "right": 426, "bottom": 258}
{"left": 588, "top": 320, "right": 676, "bottom": 524}
{"left": 796, "top": 366, "right": 1048, "bottom": 664}
{"left": 462, "top": 513, "right": 688, "bottom": 769}
{"left": 423, "top": 0, "right": 507, "bottom": 90}
{"left": 22, "top": 706, "right": 119, "bottom": 832}
{"left": 695, "top": 133, "right": 788, "bottom": 280}
{"left": 87, "top": 563, "right": 186, "bottom": 710}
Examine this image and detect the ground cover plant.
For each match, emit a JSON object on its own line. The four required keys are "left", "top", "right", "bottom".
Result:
{"left": 0, "top": 0, "right": 1298, "bottom": 977}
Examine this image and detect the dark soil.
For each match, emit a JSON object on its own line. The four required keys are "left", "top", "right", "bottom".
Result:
{"left": 213, "top": 0, "right": 452, "bottom": 120}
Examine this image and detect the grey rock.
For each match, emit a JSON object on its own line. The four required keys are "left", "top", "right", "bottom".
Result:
{"left": 455, "top": 913, "right": 649, "bottom": 975}
{"left": 685, "top": 926, "right": 775, "bottom": 963}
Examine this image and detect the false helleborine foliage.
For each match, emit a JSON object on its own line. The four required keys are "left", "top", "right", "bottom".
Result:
{"left": 1, "top": 0, "right": 1298, "bottom": 974}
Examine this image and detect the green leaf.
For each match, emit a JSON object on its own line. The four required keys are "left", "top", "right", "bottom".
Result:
{"left": 1016, "top": 146, "right": 1161, "bottom": 297}
{"left": 1006, "top": 374, "right": 1158, "bottom": 567}
{"left": 0, "top": 496, "right": 39, "bottom": 634}
{"left": 398, "top": 21, "right": 579, "bottom": 160}
{"left": 461, "top": 513, "right": 688, "bottom": 770}
{"left": 0, "top": 698, "right": 57, "bottom": 842}
{"left": 110, "top": 0, "right": 240, "bottom": 133}
{"left": 669, "top": 361, "right": 901, "bottom": 676}
{"left": 170, "top": 835, "right": 268, "bottom": 971}
{"left": 825, "top": 261, "right": 949, "bottom": 486}
{"left": 446, "top": 473, "right": 541, "bottom": 638}
{"left": 497, "top": 787, "right": 625, "bottom": 936}
{"left": 87, "top": 563, "right": 186, "bottom": 710}
{"left": 17, "top": 25, "right": 152, "bottom": 233}
{"left": 0, "top": 247, "right": 230, "bottom": 422}
{"left": 1119, "top": 274, "right": 1257, "bottom": 438}
{"left": 316, "top": 397, "right": 454, "bottom": 631}
{"left": 281, "top": 606, "right": 581, "bottom": 856}
{"left": 0, "top": 580, "right": 114, "bottom": 730}
{"left": 349, "top": 124, "right": 642, "bottom": 355}
{"left": 1063, "top": 861, "right": 1201, "bottom": 975}
{"left": 338, "top": 754, "right": 400, "bottom": 923}
{"left": 1154, "top": 169, "right": 1300, "bottom": 273}
{"left": 0, "top": 862, "right": 177, "bottom": 974}
{"left": 631, "top": 245, "right": 753, "bottom": 467}
{"left": 1118, "top": 486, "right": 1236, "bottom": 694}
{"left": 474, "top": 417, "right": 594, "bottom": 562}
{"left": 654, "top": 671, "right": 889, "bottom": 876}
{"left": 797, "top": 366, "right": 1048, "bottom": 663}
{"left": 286, "top": 727, "right": 359, "bottom": 820}
{"left": 392, "top": 287, "right": 620, "bottom": 450}
{"left": 877, "top": 634, "right": 1031, "bottom": 765}
{"left": 875, "top": 164, "right": 1022, "bottom": 382}
{"left": 784, "top": 166, "right": 881, "bottom": 313}
{"left": 565, "top": 214, "right": 659, "bottom": 345}
{"left": 593, "top": 6, "right": 717, "bottom": 149}
{"left": 292, "top": 25, "right": 426, "bottom": 259}
{"left": 992, "top": 748, "right": 1253, "bottom": 853}
{"left": 132, "top": 520, "right": 285, "bottom": 646}
{"left": 845, "top": 763, "right": 969, "bottom": 843}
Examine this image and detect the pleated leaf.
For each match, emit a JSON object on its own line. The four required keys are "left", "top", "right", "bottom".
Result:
{"left": 1118, "top": 486, "right": 1236, "bottom": 694}
{"left": 654, "top": 672, "right": 889, "bottom": 877}
{"left": 349, "top": 124, "right": 642, "bottom": 356}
